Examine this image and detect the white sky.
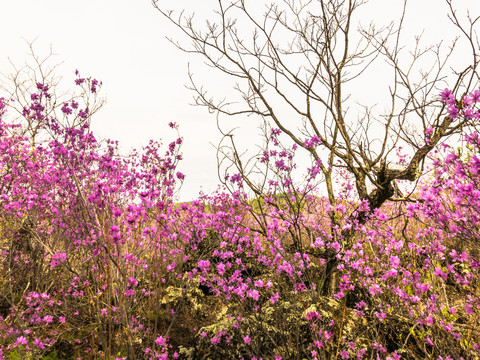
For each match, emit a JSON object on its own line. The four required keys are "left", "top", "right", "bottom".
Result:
{"left": 1, "top": 0, "right": 479, "bottom": 201}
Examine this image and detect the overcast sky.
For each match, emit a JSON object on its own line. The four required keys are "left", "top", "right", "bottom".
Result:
{"left": 1, "top": 0, "right": 479, "bottom": 201}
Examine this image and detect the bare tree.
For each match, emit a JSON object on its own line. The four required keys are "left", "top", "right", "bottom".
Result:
{"left": 153, "top": 0, "right": 479, "bottom": 292}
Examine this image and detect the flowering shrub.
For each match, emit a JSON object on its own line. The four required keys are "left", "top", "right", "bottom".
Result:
{"left": 0, "top": 75, "right": 480, "bottom": 360}
{"left": 0, "top": 77, "right": 184, "bottom": 359}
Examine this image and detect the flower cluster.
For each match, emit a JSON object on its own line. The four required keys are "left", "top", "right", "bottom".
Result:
{"left": 0, "top": 79, "right": 479, "bottom": 360}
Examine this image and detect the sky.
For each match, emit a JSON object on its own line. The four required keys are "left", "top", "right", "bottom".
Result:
{"left": 1, "top": 0, "right": 479, "bottom": 201}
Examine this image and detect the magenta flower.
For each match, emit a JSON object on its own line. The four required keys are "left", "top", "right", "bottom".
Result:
{"left": 447, "top": 105, "right": 459, "bottom": 119}
{"left": 269, "top": 292, "right": 279, "bottom": 304}
{"left": 197, "top": 259, "right": 211, "bottom": 272}
{"left": 33, "top": 338, "right": 45, "bottom": 349}
{"left": 15, "top": 336, "right": 28, "bottom": 346}
{"left": 155, "top": 336, "right": 167, "bottom": 347}
{"left": 440, "top": 88, "right": 454, "bottom": 104}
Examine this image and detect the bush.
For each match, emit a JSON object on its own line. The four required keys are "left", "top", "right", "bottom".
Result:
{"left": 1, "top": 78, "right": 480, "bottom": 359}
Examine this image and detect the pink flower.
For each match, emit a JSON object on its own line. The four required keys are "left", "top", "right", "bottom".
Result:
{"left": 465, "top": 303, "right": 473, "bottom": 315}
{"left": 15, "top": 336, "right": 28, "bottom": 346}
{"left": 128, "top": 277, "right": 138, "bottom": 287}
{"left": 217, "top": 262, "right": 226, "bottom": 275}
{"left": 155, "top": 336, "right": 167, "bottom": 347}
{"left": 269, "top": 292, "right": 279, "bottom": 304}
{"left": 254, "top": 280, "right": 264, "bottom": 287}
{"left": 33, "top": 338, "right": 45, "bottom": 349}
{"left": 374, "top": 311, "right": 386, "bottom": 322}
{"left": 247, "top": 289, "right": 260, "bottom": 301}
{"left": 243, "top": 335, "right": 251, "bottom": 345}
{"left": 434, "top": 267, "right": 447, "bottom": 281}
{"left": 197, "top": 260, "right": 210, "bottom": 272}
{"left": 167, "top": 262, "right": 176, "bottom": 272}
{"left": 440, "top": 88, "right": 454, "bottom": 104}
